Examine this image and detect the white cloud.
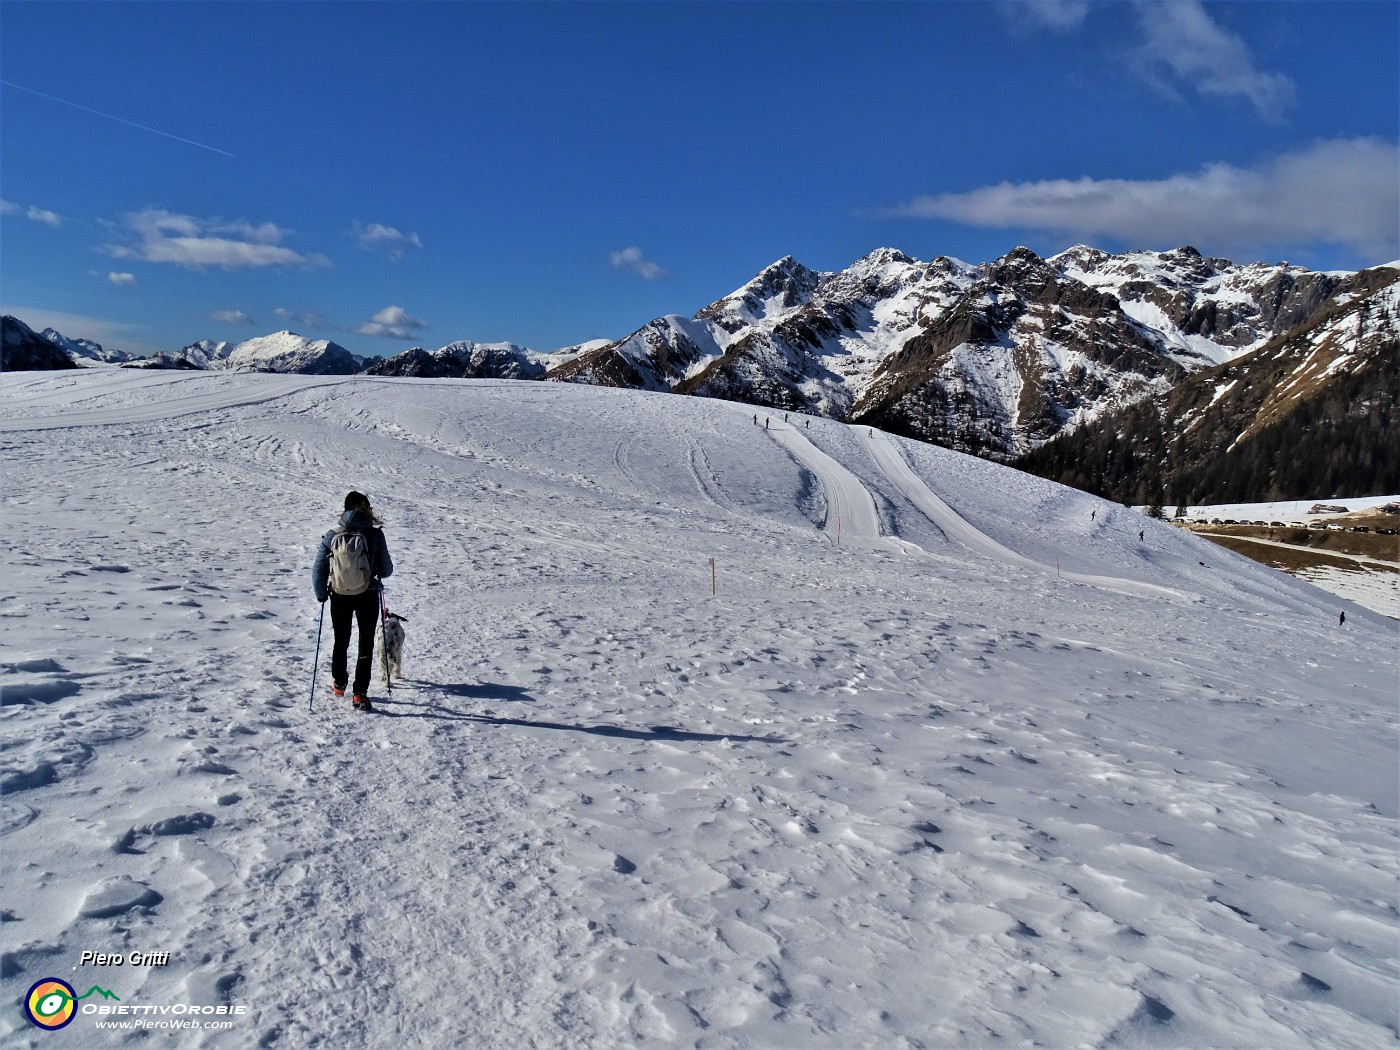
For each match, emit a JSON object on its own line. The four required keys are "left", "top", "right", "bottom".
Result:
{"left": 104, "top": 208, "right": 331, "bottom": 270}
{"left": 610, "top": 246, "right": 667, "bottom": 280}
{"left": 357, "top": 305, "right": 429, "bottom": 340}
{"left": 211, "top": 310, "right": 256, "bottom": 326}
{"left": 1135, "top": 0, "right": 1296, "bottom": 121}
{"left": 1003, "top": 0, "right": 1090, "bottom": 31}
{"left": 1, "top": 199, "right": 63, "bottom": 226}
{"left": 275, "top": 307, "right": 334, "bottom": 330}
{"left": 1001, "top": 0, "right": 1294, "bottom": 120}
{"left": 106, "top": 272, "right": 139, "bottom": 287}
{"left": 884, "top": 138, "right": 1400, "bottom": 263}
{"left": 353, "top": 221, "right": 424, "bottom": 262}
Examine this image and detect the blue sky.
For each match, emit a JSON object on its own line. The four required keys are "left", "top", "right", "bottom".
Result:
{"left": 2, "top": 1, "right": 1396, "bottom": 358}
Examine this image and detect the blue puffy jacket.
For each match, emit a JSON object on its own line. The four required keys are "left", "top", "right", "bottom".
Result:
{"left": 312, "top": 509, "right": 394, "bottom": 602}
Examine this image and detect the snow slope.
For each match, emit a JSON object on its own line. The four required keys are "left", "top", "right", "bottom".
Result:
{"left": 1, "top": 371, "right": 1395, "bottom": 1048}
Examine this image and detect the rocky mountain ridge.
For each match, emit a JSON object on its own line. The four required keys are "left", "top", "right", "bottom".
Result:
{"left": 1, "top": 315, "right": 79, "bottom": 371}
{"left": 40, "top": 327, "right": 140, "bottom": 365}
{"left": 548, "top": 245, "right": 1390, "bottom": 459}
{"left": 1013, "top": 267, "right": 1400, "bottom": 504}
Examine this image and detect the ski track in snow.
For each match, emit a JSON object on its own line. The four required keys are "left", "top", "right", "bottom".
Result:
{"left": 1, "top": 370, "right": 1396, "bottom": 1049}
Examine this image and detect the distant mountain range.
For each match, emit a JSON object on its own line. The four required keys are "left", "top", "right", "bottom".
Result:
{"left": 5, "top": 244, "right": 1396, "bottom": 498}
{"left": 547, "top": 245, "right": 1397, "bottom": 462}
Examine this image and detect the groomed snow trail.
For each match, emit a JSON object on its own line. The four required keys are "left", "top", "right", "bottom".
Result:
{"left": 763, "top": 413, "right": 1186, "bottom": 600}
{"left": 862, "top": 428, "right": 1190, "bottom": 600}
{"left": 765, "top": 422, "right": 883, "bottom": 544}
{"left": 2, "top": 372, "right": 1396, "bottom": 1050}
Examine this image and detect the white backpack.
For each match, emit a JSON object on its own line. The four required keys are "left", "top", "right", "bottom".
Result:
{"left": 329, "top": 528, "right": 373, "bottom": 595}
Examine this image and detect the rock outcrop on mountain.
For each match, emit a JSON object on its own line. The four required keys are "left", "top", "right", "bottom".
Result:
{"left": 846, "top": 247, "right": 1193, "bottom": 457}
{"left": 173, "top": 339, "right": 234, "bottom": 369}
{"left": 366, "top": 341, "right": 548, "bottom": 380}
{"left": 122, "top": 352, "right": 204, "bottom": 370}
{"left": 1013, "top": 264, "right": 1400, "bottom": 504}
{"left": 2, "top": 315, "right": 80, "bottom": 371}
{"left": 1055, "top": 245, "right": 1345, "bottom": 358}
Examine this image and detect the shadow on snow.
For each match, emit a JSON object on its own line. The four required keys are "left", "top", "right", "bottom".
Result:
{"left": 374, "top": 680, "right": 786, "bottom": 744}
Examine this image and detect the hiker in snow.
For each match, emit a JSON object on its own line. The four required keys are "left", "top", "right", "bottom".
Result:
{"left": 1339, "top": 611, "right": 1346, "bottom": 626}
{"left": 312, "top": 491, "right": 394, "bottom": 712}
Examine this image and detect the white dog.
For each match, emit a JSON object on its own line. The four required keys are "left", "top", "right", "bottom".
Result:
{"left": 380, "top": 612, "right": 407, "bottom": 686}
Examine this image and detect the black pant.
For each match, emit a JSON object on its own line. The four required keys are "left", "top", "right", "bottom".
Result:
{"left": 330, "top": 590, "right": 380, "bottom": 695}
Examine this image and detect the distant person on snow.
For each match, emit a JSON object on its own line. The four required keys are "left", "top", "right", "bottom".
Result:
{"left": 312, "top": 491, "right": 394, "bottom": 712}
{"left": 1339, "top": 610, "right": 1345, "bottom": 626}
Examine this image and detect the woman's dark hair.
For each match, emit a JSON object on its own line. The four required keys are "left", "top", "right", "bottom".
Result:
{"left": 343, "top": 491, "right": 382, "bottom": 526}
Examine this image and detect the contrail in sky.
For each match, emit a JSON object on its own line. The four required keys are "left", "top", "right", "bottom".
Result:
{"left": 1, "top": 80, "right": 234, "bottom": 157}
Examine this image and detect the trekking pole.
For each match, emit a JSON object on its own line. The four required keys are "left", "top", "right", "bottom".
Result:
{"left": 309, "top": 601, "right": 326, "bottom": 712}
{"left": 379, "top": 586, "right": 393, "bottom": 699}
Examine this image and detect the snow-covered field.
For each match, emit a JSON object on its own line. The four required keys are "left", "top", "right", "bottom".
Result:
{"left": 1185, "top": 497, "right": 1399, "bottom": 522}
{"left": 2, "top": 370, "right": 1396, "bottom": 1048}
{"left": 1181, "top": 499, "right": 1400, "bottom": 618}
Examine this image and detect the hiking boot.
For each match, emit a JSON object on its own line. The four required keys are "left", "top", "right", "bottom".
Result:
{"left": 332, "top": 685, "right": 346, "bottom": 698}
{"left": 353, "top": 694, "right": 374, "bottom": 712}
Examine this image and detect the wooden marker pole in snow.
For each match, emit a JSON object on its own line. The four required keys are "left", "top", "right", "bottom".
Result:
{"left": 711, "top": 557, "right": 716, "bottom": 596}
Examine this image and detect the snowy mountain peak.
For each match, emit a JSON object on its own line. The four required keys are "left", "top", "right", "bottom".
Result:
{"left": 853, "top": 246, "right": 916, "bottom": 270}
{"left": 699, "top": 256, "right": 824, "bottom": 332}
{"left": 222, "top": 330, "right": 359, "bottom": 375}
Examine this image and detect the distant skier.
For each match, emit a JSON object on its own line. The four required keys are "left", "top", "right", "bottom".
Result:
{"left": 312, "top": 491, "right": 394, "bottom": 712}
{"left": 1339, "top": 610, "right": 1346, "bottom": 626}
{"left": 1139, "top": 530, "right": 1144, "bottom": 542}
{"left": 1091, "top": 509, "right": 1096, "bottom": 522}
